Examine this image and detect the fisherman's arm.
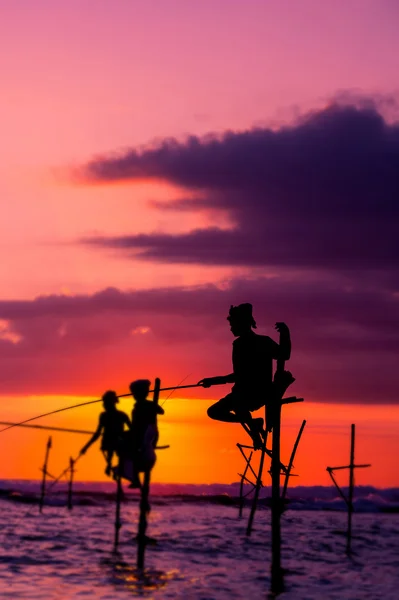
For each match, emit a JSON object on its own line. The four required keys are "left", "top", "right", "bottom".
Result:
{"left": 274, "top": 322, "right": 291, "bottom": 360}
{"left": 197, "top": 373, "right": 234, "bottom": 388}
{"left": 80, "top": 420, "right": 103, "bottom": 454}
{"left": 123, "top": 413, "right": 132, "bottom": 429}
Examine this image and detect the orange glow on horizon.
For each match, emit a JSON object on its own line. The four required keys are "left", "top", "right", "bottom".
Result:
{"left": 2, "top": 395, "right": 398, "bottom": 488}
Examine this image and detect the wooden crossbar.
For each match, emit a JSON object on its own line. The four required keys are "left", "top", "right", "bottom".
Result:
{"left": 281, "top": 397, "right": 304, "bottom": 405}
{"left": 327, "top": 464, "right": 371, "bottom": 471}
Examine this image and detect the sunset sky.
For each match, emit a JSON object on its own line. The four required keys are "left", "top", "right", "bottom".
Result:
{"left": 1, "top": 1, "right": 398, "bottom": 487}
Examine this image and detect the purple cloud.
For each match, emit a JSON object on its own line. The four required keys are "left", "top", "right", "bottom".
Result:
{"left": 0, "top": 279, "right": 398, "bottom": 402}
{"left": 78, "top": 102, "right": 399, "bottom": 271}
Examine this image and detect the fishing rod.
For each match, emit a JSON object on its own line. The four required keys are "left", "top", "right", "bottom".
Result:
{"left": 0, "top": 383, "right": 205, "bottom": 435}
{"left": 0, "top": 421, "right": 94, "bottom": 435}
{"left": 160, "top": 373, "right": 192, "bottom": 407}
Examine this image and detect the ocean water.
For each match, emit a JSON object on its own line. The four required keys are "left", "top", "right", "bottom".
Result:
{"left": 0, "top": 481, "right": 398, "bottom": 599}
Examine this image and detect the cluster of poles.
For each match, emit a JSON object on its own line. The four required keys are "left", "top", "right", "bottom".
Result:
{"left": 1, "top": 378, "right": 370, "bottom": 595}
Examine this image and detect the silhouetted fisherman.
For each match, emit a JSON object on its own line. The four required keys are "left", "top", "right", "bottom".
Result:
{"left": 198, "top": 304, "right": 292, "bottom": 449}
{"left": 119, "top": 380, "right": 164, "bottom": 488}
{"left": 80, "top": 390, "right": 130, "bottom": 476}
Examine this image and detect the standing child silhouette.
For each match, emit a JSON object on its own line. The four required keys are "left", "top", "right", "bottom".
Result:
{"left": 119, "top": 380, "right": 165, "bottom": 490}
{"left": 80, "top": 390, "right": 130, "bottom": 476}
{"left": 129, "top": 379, "right": 164, "bottom": 466}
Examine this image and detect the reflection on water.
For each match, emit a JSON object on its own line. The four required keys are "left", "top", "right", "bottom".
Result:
{"left": 0, "top": 500, "right": 397, "bottom": 599}
{"left": 103, "top": 557, "right": 184, "bottom": 596}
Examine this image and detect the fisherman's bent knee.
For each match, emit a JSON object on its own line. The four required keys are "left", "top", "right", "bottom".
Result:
{"left": 207, "top": 403, "right": 219, "bottom": 420}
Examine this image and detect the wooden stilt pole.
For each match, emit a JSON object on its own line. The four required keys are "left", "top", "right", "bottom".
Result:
{"left": 346, "top": 423, "right": 355, "bottom": 555}
{"left": 238, "top": 449, "right": 253, "bottom": 518}
{"left": 39, "top": 436, "right": 52, "bottom": 513}
{"left": 113, "top": 473, "right": 123, "bottom": 553}
{"left": 246, "top": 422, "right": 268, "bottom": 536}
{"left": 271, "top": 401, "right": 283, "bottom": 595}
{"left": 67, "top": 457, "right": 74, "bottom": 510}
{"left": 282, "top": 419, "right": 306, "bottom": 503}
{"left": 137, "top": 377, "right": 160, "bottom": 569}
{"left": 137, "top": 470, "right": 151, "bottom": 569}
{"left": 327, "top": 424, "right": 370, "bottom": 555}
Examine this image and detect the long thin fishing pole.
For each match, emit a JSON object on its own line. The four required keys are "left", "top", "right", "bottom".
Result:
{"left": 160, "top": 373, "right": 192, "bottom": 407}
{"left": 0, "top": 421, "right": 94, "bottom": 435}
{"left": 0, "top": 383, "right": 203, "bottom": 435}
{"left": 44, "top": 374, "right": 196, "bottom": 495}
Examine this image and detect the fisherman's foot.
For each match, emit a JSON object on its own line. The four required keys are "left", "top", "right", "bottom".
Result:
{"left": 128, "top": 481, "right": 141, "bottom": 489}
{"left": 252, "top": 417, "right": 264, "bottom": 432}
{"left": 105, "top": 465, "right": 112, "bottom": 476}
{"left": 250, "top": 432, "right": 263, "bottom": 450}
{"left": 127, "top": 474, "right": 142, "bottom": 489}
{"left": 250, "top": 418, "right": 264, "bottom": 450}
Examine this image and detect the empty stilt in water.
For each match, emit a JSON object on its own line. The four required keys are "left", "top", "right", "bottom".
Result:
{"left": 67, "top": 456, "right": 75, "bottom": 510}
{"left": 326, "top": 424, "right": 371, "bottom": 555}
{"left": 39, "top": 436, "right": 52, "bottom": 513}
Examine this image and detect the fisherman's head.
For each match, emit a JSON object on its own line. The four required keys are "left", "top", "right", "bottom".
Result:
{"left": 129, "top": 379, "right": 151, "bottom": 402}
{"left": 102, "top": 390, "right": 119, "bottom": 410}
{"left": 227, "top": 303, "right": 257, "bottom": 336}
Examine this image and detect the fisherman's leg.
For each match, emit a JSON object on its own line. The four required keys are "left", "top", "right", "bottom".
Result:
{"left": 207, "top": 394, "right": 242, "bottom": 422}
{"left": 104, "top": 449, "right": 114, "bottom": 476}
{"left": 127, "top": 450, "right": 143, "bottom": 489}
{"left": 232, "top": 402, "right": 264, "bottom": 449}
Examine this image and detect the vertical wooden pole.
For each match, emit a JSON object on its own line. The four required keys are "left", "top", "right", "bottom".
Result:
{"left": 271, "top": 402, "right": 283, "bottom": 594}
{"left": 39, "top": 436, "right": 52, "bottom": 513}
{"left": 282, "top": 420, "right": 306, "bottom": 503}
{"left": 137, "top": 377, "right": 160, "bottom": 569}
{"left": 239, "top": 450, "right": 252, "bottom": 518}
{"left": 67, "top": 457, "right": 74, "bottom": 510}
{"left": 270, "top": 356, "right": 285, "bottom": 595}
{"left": 137, "top": 470, "right": 151, "bottom": 569}
{"left": 346, "top": 423, "right": 355, "bottom": 555}
{"left": 113, "top": 473, "right": 123, "bottom": 553}
{"left": 239, "top": 474, "right": 245, "bottom": 519}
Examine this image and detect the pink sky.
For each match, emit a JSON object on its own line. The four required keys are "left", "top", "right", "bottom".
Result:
{"left": 1, "top": 1, "right": 398, "bottom": 485}
{"left": 2, "top": 0, "right": 399, "bottom": 299}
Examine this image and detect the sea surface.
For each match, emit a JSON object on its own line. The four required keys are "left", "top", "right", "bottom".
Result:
{"left": 0, "top": 481, "right": 398, "bottom": 599}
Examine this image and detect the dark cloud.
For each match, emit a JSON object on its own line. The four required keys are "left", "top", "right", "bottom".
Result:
{"left": 78, "top": 102, "right": 399, "bottom": 271}
{"left": 0, "top": 278, "right": 398, "bottom": 402}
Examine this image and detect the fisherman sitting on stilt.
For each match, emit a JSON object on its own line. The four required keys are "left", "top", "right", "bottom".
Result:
{"left": 79, "top": 390, "right": 130, "bottom": 476}
{"left": 118, "top": 379, "right": 164, "bottom": 490}
{"left": 198, "top": 304, "right": 294, "bottom": 449}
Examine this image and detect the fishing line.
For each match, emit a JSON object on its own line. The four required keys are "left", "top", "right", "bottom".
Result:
{"left": 160, "top": 373, "right": 192, "bottom": 407}
{"left": 0, "top": 421, "right": 94, "bottom": 435}
{"left": 0, "top": 383, "right": 203, "bottom": 435}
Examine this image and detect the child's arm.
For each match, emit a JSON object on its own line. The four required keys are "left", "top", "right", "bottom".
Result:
{"left": 80, "top": 416, "right": 103, "bottom": 455}
{"left": 123, "top": 412, "right": 131, "bottom": 429}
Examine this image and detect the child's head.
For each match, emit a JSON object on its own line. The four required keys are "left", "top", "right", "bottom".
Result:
{"left": 129, "top": 379, "right": 151, "bottom": 401}
{"left": 102, "top": 390, "right": 119, "bottom": 410}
